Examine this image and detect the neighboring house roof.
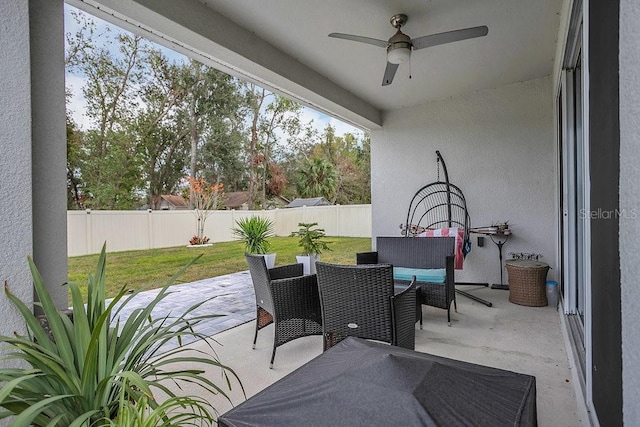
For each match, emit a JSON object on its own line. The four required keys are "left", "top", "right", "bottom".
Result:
{"left": 285, "top": 197, "right": 331, "bottom": 208}
{"left": 272, "top": 195, "right": 290, "bottom": 205}
{"left": 155, "top": 194, "right": 189, "bottom": 210}
{"left": 263, "top": 194, "right": 290, "bottom": 209}
{"left": 224, "top": 191, "right": 250, "bottom": 209}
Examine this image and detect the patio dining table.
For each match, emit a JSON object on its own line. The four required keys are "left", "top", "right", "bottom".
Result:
{"left": 218, "top": 336, "right": 537, "bottom": 427}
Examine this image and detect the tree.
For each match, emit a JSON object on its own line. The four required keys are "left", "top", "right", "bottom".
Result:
{"left": 64, "top": 8, "right": 370, "bottom": 210}
{"left": 243, "top": 84, "right": 268, "bottom": 209}
{"left": 135, "top": 49, "right": 190, "bottom": 204}
{"left": 295, "top": 157, "right": 338, "bottom": 200}
{"left": 138, "top": 120, "right": 189, "bottom": 202}
{"left": 258, "top": 96, "right": 302, "bottom": 203}
{"left": 186, "top": 176, "right": 224, "bottom": 245}
{"left": 66, "top": 11, "right": 246, "bottom": 209}
{"left": 173, "top": 60, "right": 241, "bottom": 207}
{"left": 65, "top": 9, "right": 102, "bottom": 67}
{"left": 68, "top": 31, "right": 147, "bottom": 209}
{"left": 242, "top": 86, "right": 303, "bottom": 208}
{"left": 277, "top": 122, "right": 319, "bottom": 201}
{"left": 65, "top": 9, "right": 98, "bottom": 209}
{"left": 266, "top": 162, "right": 287, "bottom": 198}
{"left": 201, "top": 117, "right": 247, "bottom": 191}
{"left": 66, "top": 118, "right": 85, "bottom": 209}
{"left": 311, "top": 126, "right": 371, "bottom": 204}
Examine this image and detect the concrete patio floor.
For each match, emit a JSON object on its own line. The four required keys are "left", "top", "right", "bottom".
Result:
{"left": 154, "top": 273, "right": 586, "bottom": 426}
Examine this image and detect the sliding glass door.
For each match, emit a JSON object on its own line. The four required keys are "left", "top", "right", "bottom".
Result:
{"left": 563, "top": 53, "right": 586, "bottom": 320}
{"left": 558, "top": 15, "right": 591, "bottom": 406}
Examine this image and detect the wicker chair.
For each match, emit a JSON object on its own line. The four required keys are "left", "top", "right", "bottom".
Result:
{"left": 357, "top": 236, "right": 456, "bottom": 327}
{"left": 245, "top": 254, "right": 322, "bottom": 368}
{"left": 315, "top": 262, "right": 416, "bottom": 351}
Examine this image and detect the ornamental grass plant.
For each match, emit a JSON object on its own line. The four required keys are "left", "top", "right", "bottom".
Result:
{"left": 100, "top": 378, "right": 215, "bottom": 426}
{"left": 0, "top": 244, "right": 242, "bottom": 426}
{"left": 232, "top": 216, "right": 274, "bottom": 254}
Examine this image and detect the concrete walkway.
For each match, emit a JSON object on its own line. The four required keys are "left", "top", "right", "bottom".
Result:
{"left": 109, "top": 271, "right": 256, "bottom": 353}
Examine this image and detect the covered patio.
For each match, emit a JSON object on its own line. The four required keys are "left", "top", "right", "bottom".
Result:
{"left": 2, "top": 0, "right": 638, "bottom": 425}
{"left": 151, "top": 273, "right": 581, "bottom": 425}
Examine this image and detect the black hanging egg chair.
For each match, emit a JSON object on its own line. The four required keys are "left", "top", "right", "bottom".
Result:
{"left": 402, "top": 151, "right": 491, "bottom": 307}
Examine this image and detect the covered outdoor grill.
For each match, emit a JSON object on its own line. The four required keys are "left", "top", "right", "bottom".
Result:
{"left": 218, "top": 336, "right": 537, "bottom": 426}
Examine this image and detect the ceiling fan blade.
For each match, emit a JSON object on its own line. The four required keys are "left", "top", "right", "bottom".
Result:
{"left": 328, "top": 33, "right": 388, "bottom": 48}
{"left": 382, "top": 62, "right": 399, "bottom": 86}
{"left": 411, "top": 25, "right": 488, "bottom": 50}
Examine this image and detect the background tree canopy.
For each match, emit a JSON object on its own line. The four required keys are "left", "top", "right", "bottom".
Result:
{"left": 65, "top": 8, "right": 370, "bottom": 210}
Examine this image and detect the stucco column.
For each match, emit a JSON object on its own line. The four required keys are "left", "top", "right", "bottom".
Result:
{"left": 30, "top": 0, "right": 68, "bottom": 310}
{"left": 0, "top": 2, "right": 34, "bottom": 366}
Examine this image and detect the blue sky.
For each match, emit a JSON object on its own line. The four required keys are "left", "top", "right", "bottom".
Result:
{"left": 64, "top": 5, "right": 363, "bottom": 139}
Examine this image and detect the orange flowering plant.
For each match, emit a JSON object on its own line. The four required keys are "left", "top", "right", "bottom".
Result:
{"left": 187, "top": 176, "right": 224, "bottom": 245}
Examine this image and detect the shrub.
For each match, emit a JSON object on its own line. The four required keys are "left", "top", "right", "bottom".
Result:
{"left": 0, "top": 244, "right": 242, "bottom": 426}
{"left": 189, "top": 235, "right": 210, "bottom": 245}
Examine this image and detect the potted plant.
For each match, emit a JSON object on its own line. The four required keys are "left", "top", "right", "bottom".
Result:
{"left": 233, "top": 216, "right": 276, "bottom": 268}
{"left": 290, "top": 222, "right": 332, "bottom": 275}
{"left": 0, "top": 244, "right": 242, "bottom": 426}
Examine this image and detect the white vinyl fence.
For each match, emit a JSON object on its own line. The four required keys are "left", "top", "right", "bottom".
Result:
{"left": 68, "top": 205, "right": 372, "bottom": 256}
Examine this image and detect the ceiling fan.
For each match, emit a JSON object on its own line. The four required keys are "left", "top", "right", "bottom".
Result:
{"left": 329, "top": 14, "right": 488, "bottom": 86}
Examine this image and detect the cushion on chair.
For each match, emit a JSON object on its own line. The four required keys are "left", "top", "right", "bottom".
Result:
{"left": 417, "top": 227, "right": 464, "bottom": 269}
{"left": 393, "top": 267, "right": 446, "bottom": 283}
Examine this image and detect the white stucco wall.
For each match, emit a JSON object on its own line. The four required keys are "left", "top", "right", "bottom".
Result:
{"left": 370, "top": 77, "right": 557, "bottom": 286}
{"left": 0, "top": 1, "right": 34, "bottom": 365}
{"left": 619, "top": 0, "right": 640, "bottom": 423}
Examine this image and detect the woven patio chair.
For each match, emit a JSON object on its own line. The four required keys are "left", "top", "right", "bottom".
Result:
{"left": 357, "top": 236, "right": 456, "bottom": 326}
{"left": 245, "top": 254, "right": 323, "bottom": 368}
{"left": 315, "top": 262, "right": 416, "bottom": 351}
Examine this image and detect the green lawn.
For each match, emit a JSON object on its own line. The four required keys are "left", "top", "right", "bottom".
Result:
{"left": 67, "top": 237, "right": 372, "bottom": 301}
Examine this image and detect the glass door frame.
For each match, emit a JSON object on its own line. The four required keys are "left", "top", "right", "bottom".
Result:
{"left": 556, "top": 1, "right": 594, "bottom": 415}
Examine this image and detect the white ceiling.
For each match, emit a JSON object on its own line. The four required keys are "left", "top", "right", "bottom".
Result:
{"left": 74, "top": 0, "right": 563, "bottom": 129}
{"left": 197, "top": 0, "right": 562, "bottom": 112}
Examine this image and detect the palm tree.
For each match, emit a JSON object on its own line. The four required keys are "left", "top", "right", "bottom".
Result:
{"left": 295, "top": 157, "right": 337, "bottom": 200}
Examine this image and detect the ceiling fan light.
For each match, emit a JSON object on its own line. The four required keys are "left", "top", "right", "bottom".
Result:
{"left": 387, "top": 45, "right": 411, "bottom": 64}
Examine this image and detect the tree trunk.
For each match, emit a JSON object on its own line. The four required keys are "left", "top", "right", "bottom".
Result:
{"left": 247, "top": 86, "right": 265, "bottom": 209}
{"left": 189, "top": 100, "right": 198, "bottom": 209}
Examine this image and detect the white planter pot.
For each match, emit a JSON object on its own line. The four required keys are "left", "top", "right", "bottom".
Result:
{"left": 296, "top": 254, "right": 319, "bottom": 275}
{"left": 261, "top": 253, "right": 276, "bottom": 269}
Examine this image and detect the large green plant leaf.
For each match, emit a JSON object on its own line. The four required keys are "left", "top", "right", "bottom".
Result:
{"left": 0, "top": 243, "right": 243, "bottom": 426}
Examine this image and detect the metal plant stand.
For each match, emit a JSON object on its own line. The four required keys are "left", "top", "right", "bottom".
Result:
{"left": 469, "top": 228, "right": 511, "bottom": 290}
{"left": 489, "top": 232, "right": 511, "bottom": 290}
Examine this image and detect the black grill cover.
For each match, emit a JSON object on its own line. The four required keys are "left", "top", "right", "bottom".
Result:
{"left": 218, "top": 337, "right": 536, "bottom": 426}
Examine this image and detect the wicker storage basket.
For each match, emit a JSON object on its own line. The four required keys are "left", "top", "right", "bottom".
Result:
{"left": 506, "top": 260, "right": 550, "bottom": 307}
